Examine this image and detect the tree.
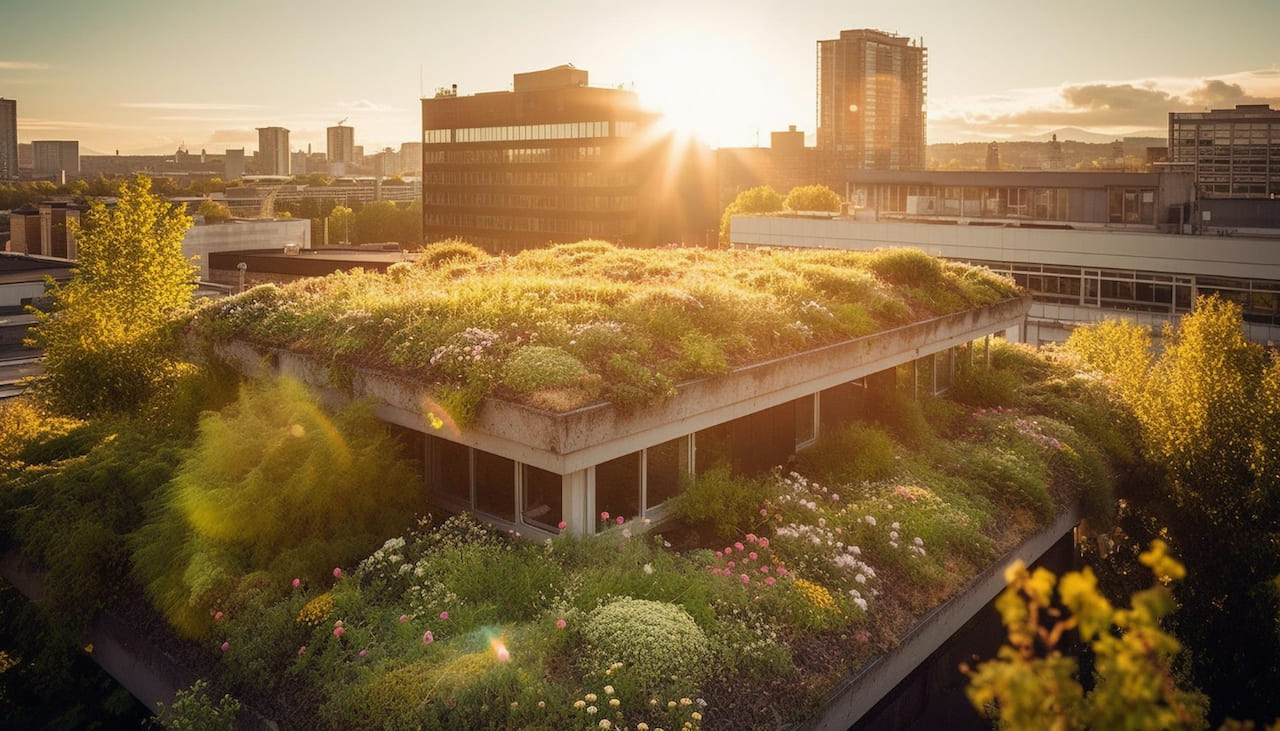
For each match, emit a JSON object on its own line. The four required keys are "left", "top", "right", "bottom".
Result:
{"left": 783, "top": 184, "right": 840, "bottom": 213}
{"left": 354, "top": 200, "right": 401, "bottom": 244}
{"left": 718, "top": 185, "right": 783, "bottom": 245}
{"left": 196, "top": 199, "right": 231, "bottom": 223}
{"left": 327, "top": 205, "right": 354, "bottom": 245}
{"left": 1065, "top": 298, "right": 1280, "bottom": 722}
{"left": 966, "top": 541, "right": 1207, "bottom": 730}
{"left": 26, "top": 175, "right": 195, "bottom": 416}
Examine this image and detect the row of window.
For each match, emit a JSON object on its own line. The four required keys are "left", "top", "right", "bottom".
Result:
{"left": 424, "top": 191, "right": 637, "bottom": 212}
{"left": 425, "top": 121, "right": 614, "bottom": 145}
{"left": 425, "top": 147, "right": 606, "bottom": 165}
{"left": 426, "top": 212, "right": 633, "bottom": 236}
{"left": 423, "top": 170, "right": 636, "bottom": 187}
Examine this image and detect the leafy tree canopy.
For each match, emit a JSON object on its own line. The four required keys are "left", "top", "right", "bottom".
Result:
{"left": 784, "top": 184, "right": 841, "bottom": 213}
{"left": 719, "top": 184, "right": 783, "bottom": 244}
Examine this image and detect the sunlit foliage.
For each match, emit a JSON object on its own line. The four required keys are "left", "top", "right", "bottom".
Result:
{"left": 130, "top": 377, "right": 427, "bottom": 638}
{"left": 783, "top": 184, "right": 840, "bottom": 213}
{"left": 966, "top": 540, "right": 1207, "bottom": 730}
{"left": 719, "top": 184, "right": 783, "bottom": 244}
{"left": 26, "top": 175, "right": 195, "bottom": 416}
{"left": 189, "top": 242, "right": 1018, "bottom": 425}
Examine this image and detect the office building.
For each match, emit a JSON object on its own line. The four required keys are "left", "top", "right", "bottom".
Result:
{"left": 1168, "top": 104, "right": 1280, "bottom": 199}
{"left": 31, "top": 140, "right": 80, "bottom": 178}
{"left": 256, "top": 126, "right": 290, "bottom": 175}
{"left": 817, "top": 29, "right": 927, "bottom": 171}
{"left": 327, "top": 125, "right": 355, "bottom": 164}
{"left": 421, "top": 65, "right": 715, "bottom": 252}
{"left": 0, "top": 98, "right": 16, "bottom": 181}
{"left": 224, "top": 148, "right": 245, "bottom": 180}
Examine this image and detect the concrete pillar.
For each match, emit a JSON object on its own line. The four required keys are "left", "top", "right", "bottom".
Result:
{"left": 562, "top": 469, "right": 590, "bottom": 536}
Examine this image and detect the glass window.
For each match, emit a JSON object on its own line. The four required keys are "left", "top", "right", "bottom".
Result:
{"left": 596, "top": 452, "right": 641, "bottom": 521}
{"left": 474, "top": 450, "right": 515, "bottom": 522}
{"left": 427, "top": 435, "right": 470, "bottom": 505}
{"left": 694, "top": 421, "right": 734, "bottom": 476}
{"left": 645, "top": 437, "right": 689, "bottom": 509}
{"left": 521, "top": 465, "right": 562, "bottom": 531}
{"left": 795, "top": 394, "right": 816, "bottom": 447}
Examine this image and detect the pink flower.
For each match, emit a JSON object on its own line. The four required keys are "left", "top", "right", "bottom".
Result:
{"left": 332, "top": 567, "right": 343, "bottom": 579}
{"left": 439, "top": 611, "right": 449, "bottom": 621}
{"left": 399, "top": 614, "right": 408, "bottom": 623}
{"left": 760, "top": 508, "right": 768, "bottom": 516}
{"left": 298, "top": 645, "right": 307, "bottom": 655}
{"left": 557, "top": 521, "right": 567, "bottom": 530}
{"left": 734, "top": 542, "right": 745, "bottom": 551}
{"left": 333, "top": 626, "right": 345, "bottom": 638}
{"left": 213, "top": 611, "right": 224, "bottom": 622}
{"left": 775, "top": 566, "right": 788, "bottom": 576}
{"left": 616, "top": 516, "right": 624, "bottom": 525}
{"left": 220, "top": 641, "right": 230, "bottom": 652}
{"left": 758, "top": 538, "right": 769, "bottom": 548}
{"left": 855, "top": 631, "right": 869, "bottom": 643}
{"left": 727, "top": 561, "right": 735, "bottom": 569}
{"left": 358, "top": 649, "right": 367, "bottom": 657}
{"left": 642, "top": 518, "right": 651, "bottom": 526}
{"left": 711, "top": 568, "right": 722, "bottom": 576}
{"left": 723, "top": 546, "right": 732, "bottom": 555}
{"left": 556, "top": 619, "right": 567, "bottom": 629}
{"left": 600, "top": 511, "right": 610, "bottom": 520}
{"left": 740, "top": 574, "right": 750, "bottom": 584}
{"left": 423, "top": 631, "right": 434, "bottom": 645}
{"left": 745, "top": 533, "right": 757, "bottom": 543}
{"left": 765, "top": 577, "right": 776, "bottom": 586}
{"left": 748, "top": 552, "right": 758, "bottom": 560}
{"left": 715, "top": 551, "right": 723, "bottom": 558}
{"left": 291, "top": 577, "right": 301, "bottom": 588}
{"left": 760, "top": 566, "right": 770, "bottom": 573}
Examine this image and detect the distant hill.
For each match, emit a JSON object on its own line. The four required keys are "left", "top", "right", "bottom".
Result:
{"left": 928, "top": 136, "right": 1168, "bottom": 171}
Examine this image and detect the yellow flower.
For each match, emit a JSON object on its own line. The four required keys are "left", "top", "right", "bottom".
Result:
{"left": 585, "top": 693, "right": 597, "bottom": 702}
{"left": 691, "top": 712, "right": 702, "bottom": 721}
{"left": 296, "top": 592, "right": 335, "bottom": 626}
{"left": 609, "top": 698, "right": 620, "bottom": 707}
{"left": 793, "top": 578, "right": 840, "bottom": 613}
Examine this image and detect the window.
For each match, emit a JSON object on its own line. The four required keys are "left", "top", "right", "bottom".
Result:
{"left": 645, "top": 437, "right": 689, "bottom": 509}
{"left": 474, "top": 451, "right": 515, "bottom": 522}
{"left": 427, "top": 435, "right": 470, "bottom": 505}
{"left": 795, "top": 394, "right": 817, "bottom": 448}
{"left": 521, "top": 465, "right": 562, "bottom": 531}
{"left": 596, "top": 452, "right": 641, "bottom": 521}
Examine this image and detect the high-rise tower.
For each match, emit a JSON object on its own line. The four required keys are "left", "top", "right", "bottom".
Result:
{"left": 0, "top": 98, "right": 17, "bottom": 181}
{"left": 817, "top": 29, "right": 927, "bottom": 170}
{"left": 256, "top": 126, "right": 290, "bottom": 175}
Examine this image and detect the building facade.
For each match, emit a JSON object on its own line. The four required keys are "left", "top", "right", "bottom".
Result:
{"left": 32, "top": 140, "right": 79, "bottom": 178}
{"left": 1169, "top": 104, "right": 1280, "bottom": 199}
{"left": 327, "top": 125, "right": 355, "bottom": 165}
{"left": 421, "top": 65, "right": 715, "bottom": 252}
{"left": 0, "top": 98, "right": 16, "bottom": 181}
{"left": 256, "top": 126, "right": 290, "bottom": 176}
{"left": 817, "top": 29, "right": 927, "bottom": 171}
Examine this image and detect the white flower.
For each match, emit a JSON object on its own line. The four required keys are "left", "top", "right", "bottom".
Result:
{"left": 891, "top": 522, "right": 900, "bottom": 531}
{"left": 914, "top": 537, "right": 924, "bottom": 547}
{"left": 889, "top": 531, "right": 899, "bottom": 541}
{"left": 855, "top": 573, "right": 867, "bottom": 584}
{"left": 643, "top": 563, "right": 654, "bottom": 575}
{"left": 865, "top": 515, "right": 876, "bottom": 526}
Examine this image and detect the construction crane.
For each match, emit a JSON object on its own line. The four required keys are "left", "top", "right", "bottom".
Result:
{"left": 336, "top": 117, "right": 348, "bottom": 127}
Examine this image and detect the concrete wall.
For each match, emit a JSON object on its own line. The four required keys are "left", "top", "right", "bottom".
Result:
{"left": 183, "top": 219, "right": 311, "bottom": 279}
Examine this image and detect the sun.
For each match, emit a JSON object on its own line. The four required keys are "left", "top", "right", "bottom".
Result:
{"left": 629, "top": 35, "right": 758, "bottom": 147}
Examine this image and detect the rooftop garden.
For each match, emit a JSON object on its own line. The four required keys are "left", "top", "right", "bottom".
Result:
{"left": 0, "top": 332, "right": 1133, "bottom": 729}
{"left": 187, "top": 241, "right": 1019, "bottom": 422}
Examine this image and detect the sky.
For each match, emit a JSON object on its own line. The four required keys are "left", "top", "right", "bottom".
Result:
{"left": 1, "top": 0, "right": 1278, "bottom": 155}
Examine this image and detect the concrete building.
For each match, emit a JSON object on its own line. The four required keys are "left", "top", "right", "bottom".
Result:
{"left": 256, "top": 126, "right": 290, "bottom": 176}
{"left": 421, "top": 65, "right": 716, "bottom": 252}
{"left": 0, "top": 98, "right": 16, "bottom": 181}
{"left": 224, "top": 148, "right": 245, "bottom": 180}
{"left": 327, "top": 125, "right": 355, "bottom": 165}
{"left": 817, "top": 29, "right": 927, "bottom": 171}
{"left": 8, "top": 202, "right": 84, "bottom": 258}
{"left": 730, "top": 215, "right": 1280, "bottom": 345}
{"left": 32, "top": 140, "right": 80, "bottom": 178}
{"left": 290, "top": 150, "right": 308, "bottom": 176}
{"left": 716, "top": 125, "right": 843, "bottom": 210}
{"left": 1168, "top": 104, "right": 1280, "bottom": 199}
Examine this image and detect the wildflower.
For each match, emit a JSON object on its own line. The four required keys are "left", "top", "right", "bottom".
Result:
{"left": 669, "top": 701, "right": 677, "bottom": 709}
{"left": 558, "top": 521, "right": 567, "bottom": 530}
{"left": 291, "top": 577, "right": 301, "bottom": 588}
{"left": 760, "top": 565, "right": 770, "bottom": 573}
{"left": 723, "top": 546, "right": 732, "bottom": 555}
{"left": 538, "top": 701, "right": 546, "bottom": 709}
{"left": 758, "top": 537, "right": 769, "bottom": 548}
{"left": 715, "top": 550, "right": 723, "bottom": 558}
{"left": 214, "top": 611, "right": 224, "bottom": 622}
{"left": 643, "top": 563, "right": 654, "bottom": 574}
{"left": 358, "top": 649, "right": 367, "bottom": 657}
{"left": 399, "top": 614, "right": 408, "bottom": 623}
{"left": 638, "top": 725, "right": 650, "bottom": 731}
{"left": 740, "top": 574, "right": 750, "bottom": 584}
{"left": 600, "top": 511, "right": 610, "bottom": 520}
{"left": 604, "top": 685, "right": 614, "bottom": 695}
{"left": 439, "top": 611, "right": 449, "bottom": 620}
{"left": 423, "top": 631, "right": 434, "bottom": 645}
{"left": 609, "top": 698, "right": 620, "bottom": 707}
{"left": 914, "top": 537, "right": 924, "bottom": 547}
{"left": 332, "top": 567, "right": 343, "bottom": 579}
{"left": 760, "top": 508, "right": 768, "bottom": 516}
{"left": 692, "top": 712, "right": 703, "bottom": 721}
{"left": 864, "top": 516, "right": 876, "bottom": 526}
{"left": 855, "top": 573, "right": 867, "bottom": 584}
{"left": 586, "top": 693, "right": 597, "bottom": 703}
{"left": 748, "top": 551, "right": 758, "bottom": 560}
{"left": 616, "top": 516, "right": 625, "bottom": 525}
{"left": 855, "top": 631, "right": 870, "bottom": 643}
{"left": 734, "top": 541, "right": 744, "bottom": 551}
{"left": 642, "top": 518, "right": 651, "bottom": 526}
{"left": 765, "top": 577, "right": 776, "bottom": 585}
{"left": 600, "top": 721, "right": 612, "bottom": 729}
{"left": 556, "top": 618, "right": 567, "bottom": 629}
{"left": 680, "top": 697, "right": 692, "bottom": 706}
{"left": 745, "top": 533, "right": 757, "bottom": 543}
{"left": 220, "top": 641, "right": 230, "bottom": 652}
{"left": 575, "top": 700, "right": 586, "bottom": 709}
{"left": 298, "top": 645, "right": 307, "bottom": 655}
{"left": 333, "top": 626, "right": 345, "bottom": 638}
{"left": 711, "top": 568, "right": 722, "bottom": 576}
{"left": 623, "top": 529, "right": 632, "bottom": 539}
{"left": 587, "top": 705, "right": 598, "bottom": 715}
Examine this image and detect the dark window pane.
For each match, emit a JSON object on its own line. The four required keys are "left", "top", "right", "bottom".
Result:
{"left": 522, "top": 465, "right": 562, "bottom": 531}
{"left": 474, "top": 451, "right": 515, "bottom": 522}
{"left": 428, "top": 436, "right": 470, "bottom": 506}
{"left": 646, "top": 437, "right": 688, "bottom": 509}
{"left": 596, "top": 452, "right": 640, "bottom": 521}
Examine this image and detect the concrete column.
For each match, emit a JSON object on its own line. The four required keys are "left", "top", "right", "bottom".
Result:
{"left": 562, "top": 469, "right": 590, "bottom": 536}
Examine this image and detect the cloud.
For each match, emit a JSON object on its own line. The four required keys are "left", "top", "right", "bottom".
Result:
{"left": 0, "top": 61, "right": 49, "bottom": 70}
{"left": 931, "top": 70, "right": 1280, "bottom": 141}
{"left": 335, "top": 99, "right": 399, "bottom": 113}
{"left": 119, "top": 102, "right": 262, "bottom": 111}
{"left": 205, "top": 128, "right": 260, "bottom": 144}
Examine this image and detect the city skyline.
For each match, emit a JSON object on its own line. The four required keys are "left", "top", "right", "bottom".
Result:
{"left": 1, "top": 0, "right": 1278, "bottom": 155}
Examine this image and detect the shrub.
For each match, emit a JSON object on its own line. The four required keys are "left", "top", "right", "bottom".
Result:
{"left": 417, "top": 239, "right": 489, "bottom": 269}
{"left": 501, "top": 345, "right": 589, "bottom": 392}
{"left": 783, "top": 184, "right": 840, "bottom": 212}
{"left": 865, "top": 248, "right": 943, "bottom": 288}
{"left": 670, "top": 466, "right": 772, "bottom": 540}
{"left": 152, "top": 679, "right": 240, "bottom": 731}
{"left": 131, "top": 377, "right": 427, "bottom": 638}
{"left": 950, "top": 363, "right": 1022, "bottom": 407}
{"left": 796, "top": 423, "right": 898, "bottom": 490}
{"left": 582, "top": 598, "right": 710, "bottom": 691}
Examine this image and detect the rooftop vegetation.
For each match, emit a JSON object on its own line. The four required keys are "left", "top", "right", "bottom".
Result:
{"left": 0, "top": 336, "right": 1133, "bottom": 729}
{"left": 188, "top": 240, "right": 1019, "bottom": 423}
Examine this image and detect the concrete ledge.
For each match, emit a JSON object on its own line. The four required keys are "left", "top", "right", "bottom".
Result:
{"left": 794, "top": 502, "right": 1081, "bottom": 731}
{"left": 209, "top": 296, "right": 1030, "bottom": 473}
